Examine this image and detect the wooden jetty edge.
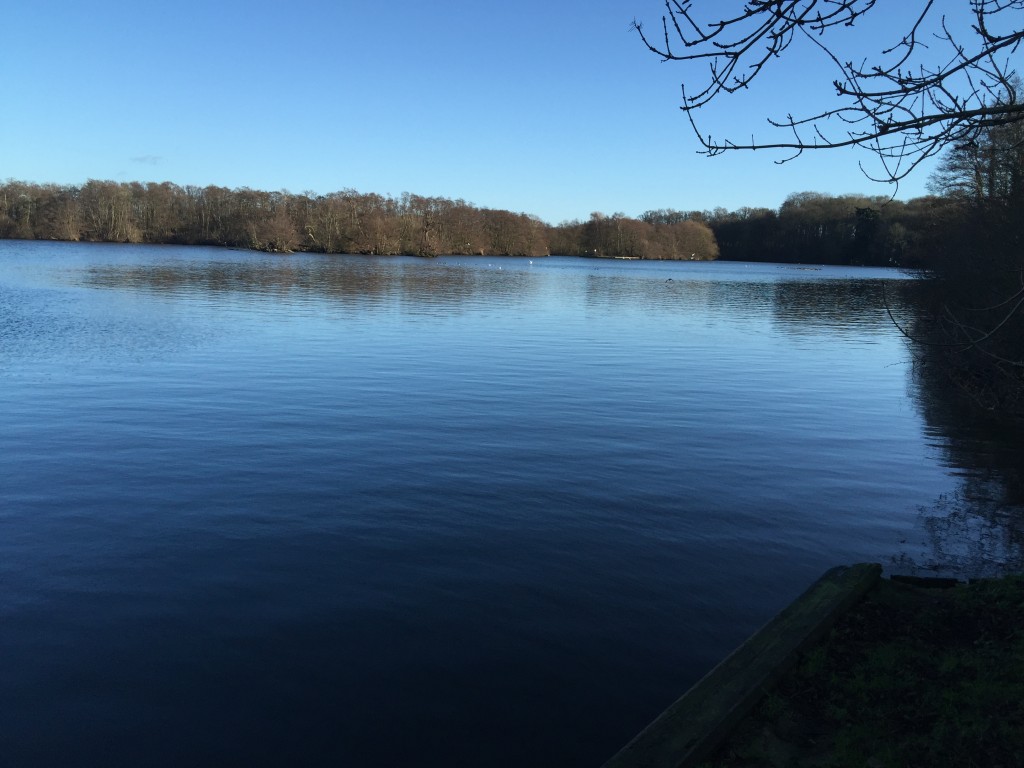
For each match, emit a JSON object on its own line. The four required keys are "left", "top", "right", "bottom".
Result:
{"left": 602, "top": 562, "right": 882, "bottom": 768}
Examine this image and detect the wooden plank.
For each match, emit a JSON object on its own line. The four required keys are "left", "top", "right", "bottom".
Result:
{"left": 602, "top": 562, "right": 882, "bottom": 768}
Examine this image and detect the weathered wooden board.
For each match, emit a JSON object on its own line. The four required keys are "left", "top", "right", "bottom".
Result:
{"left": 602, "top": 562, "right": 882, "bottom": 768}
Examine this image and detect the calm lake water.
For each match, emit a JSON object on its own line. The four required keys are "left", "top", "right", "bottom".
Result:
{"left": 0, "top": 241, "right": 1005, "bottom": 766}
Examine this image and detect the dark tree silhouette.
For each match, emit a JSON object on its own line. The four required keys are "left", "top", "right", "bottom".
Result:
{"left": 927, "top": 76, "right": 1024, "bottom": 201}
{"left": 633, "top": 0, "right": 1024, "bottom": 183}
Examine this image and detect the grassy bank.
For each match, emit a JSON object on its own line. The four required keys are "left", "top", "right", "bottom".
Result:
{"left": 702, "top": 575, "right": 1024, "bottom": 767}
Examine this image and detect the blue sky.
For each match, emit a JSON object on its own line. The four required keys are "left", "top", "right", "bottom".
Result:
{"left": 2, "top": 1, "right": 964, "bottom": 224}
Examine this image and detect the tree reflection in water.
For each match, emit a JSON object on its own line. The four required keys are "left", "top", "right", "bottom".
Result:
{"left": 897, "top": 321, "right": 1024, "bottom": 577}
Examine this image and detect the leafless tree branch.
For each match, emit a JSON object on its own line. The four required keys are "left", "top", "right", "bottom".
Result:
{"left": 633, "top": 0, "right": 1024, "bottom": 182}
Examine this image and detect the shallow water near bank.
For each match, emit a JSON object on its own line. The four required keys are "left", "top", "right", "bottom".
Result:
{"left": 0, "top": 241, "right": 1002, "bottom": 766}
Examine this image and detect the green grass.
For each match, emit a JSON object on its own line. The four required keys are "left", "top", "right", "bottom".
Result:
{"left": 703, "top": 575, "right": 1024, "bottom": 768}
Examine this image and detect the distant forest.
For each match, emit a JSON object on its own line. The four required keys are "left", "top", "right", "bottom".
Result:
{"left": 0, "top": 180, "right": 719, "bottom": 261}
{"left": 0, "top": 178, "right": 960, "bottom": 267}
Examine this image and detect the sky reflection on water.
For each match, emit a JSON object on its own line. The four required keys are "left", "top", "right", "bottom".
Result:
{"left": 0, "top": 241, "right": 994, "bottom": 768}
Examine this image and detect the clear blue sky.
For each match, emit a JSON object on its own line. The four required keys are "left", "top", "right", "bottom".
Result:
{"left": 2, "top": 0, "right": 957, "bottom": 224}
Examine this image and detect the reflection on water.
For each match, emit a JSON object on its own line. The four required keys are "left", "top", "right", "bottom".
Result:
{"left": 79, "top": 252, "right": 909, "bottom": 336}
{"left": 896, "top": 318, "right": 1024, "bottom": 576}
{"left": 85, "top": 258, "right": 483, "bottom": 307}
{"left": 77, "top": 248, "right": 1013, "bottom": 580}
{"left": 892, "top": 489, "right": 1024, "bottom": 578}
{"left": 2, "top": 240, "right": 1018, "bottom": 767}
{"left": 770, "top": 279, "right": 906, "bottom": 336}
{"left": 914, "top": 360, "right": 1024, "bottom": 508}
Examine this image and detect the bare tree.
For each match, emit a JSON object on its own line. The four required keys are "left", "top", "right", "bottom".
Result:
{"left": 633, "top": 1, "right": 1024, "bottom": 183}
{"left": 927, "top": 76, "right": 1024, "bottom": 199}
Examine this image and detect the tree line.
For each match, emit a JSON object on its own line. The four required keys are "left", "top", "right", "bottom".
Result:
{"left": 0, "top": 180, "right": 719, "bottom": 261}
{"left": 0, "top": 176, "right": 989, "bottom": 269}
{"left": 691, "top": 94, "right": 1024, "bottom": 271}
{"left": 0, "top": 167, "right": 1016, "bottom": 274}
{"left": 692, "top": 193, "right": 955, "bottom": 268}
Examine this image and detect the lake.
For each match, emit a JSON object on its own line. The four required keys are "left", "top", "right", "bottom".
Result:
{"left": 0, "top": 241, "right": 1009, "bottom": 766}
